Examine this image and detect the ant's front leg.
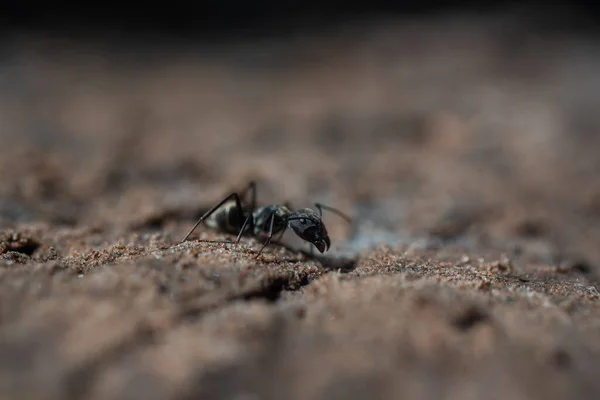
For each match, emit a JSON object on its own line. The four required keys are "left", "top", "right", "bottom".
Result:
{"left": 235, "top": 212, "right": 253, "bottom": 246}
{"left": 180, "top": 192, "right": 245, "bottom": 243}
{"left": 273, "top": 228, "right": 286, "bottom": 245}
{"left": 255, "top": 211, "right": 275, "bottom": 258}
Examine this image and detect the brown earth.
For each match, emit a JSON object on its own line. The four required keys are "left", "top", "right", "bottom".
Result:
{"left": 1, "top": 13, "right": 600, "bottom": 400}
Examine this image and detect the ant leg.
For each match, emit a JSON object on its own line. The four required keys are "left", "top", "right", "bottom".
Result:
{"left": 180, "top": 193, "right": 244, "bottom": 243}
{"left": 273, "top": 227, "right": 286, "bottom": 244}
{"left": 235, "top": 212, "right": 253, "bottom": 246}
{"left": 233, "top": 183, "right": 255, "bottom": 245}
{"left": 255, "top": 211, "right": 275, "bottom": 258}
{"left": 314, "top": 203, "right": 352, "bottom": 223}
{"left": 239, "top": 181, "right": 257, "bottom": 212}
{"left": 249, "top": 181, "right": 257, "bottom": 211}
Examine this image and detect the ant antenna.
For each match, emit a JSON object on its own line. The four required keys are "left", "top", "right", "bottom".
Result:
{"left": 314, "top": 202, "right": 352, "bottom": 223}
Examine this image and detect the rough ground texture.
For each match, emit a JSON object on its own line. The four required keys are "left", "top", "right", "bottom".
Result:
{"left": 1, "top": 12, "right": 600, "bottom": 400}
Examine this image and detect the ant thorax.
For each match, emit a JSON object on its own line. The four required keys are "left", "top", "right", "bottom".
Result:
{"left": 252, "top": 205, "right": 291, "bottom": 236}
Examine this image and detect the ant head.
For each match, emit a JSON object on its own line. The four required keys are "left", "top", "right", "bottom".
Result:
{"left": 288, "top": 209, "right": 331, "bottom": 253}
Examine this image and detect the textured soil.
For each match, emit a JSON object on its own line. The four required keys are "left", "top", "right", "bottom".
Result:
{"left": 1, "top": 13, "right": 600, "bottom": 400}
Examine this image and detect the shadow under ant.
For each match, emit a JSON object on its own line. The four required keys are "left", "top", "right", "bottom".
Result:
{"left": 288, "top": 244, "right": 359, "bottom": 272}
{"left": 190, "top": 238, "right": 358, "bottom": 273}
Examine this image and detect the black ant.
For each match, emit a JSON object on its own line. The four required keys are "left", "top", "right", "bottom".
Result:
{"left": 180, "top": 181, "right": 351, "bottom": 258}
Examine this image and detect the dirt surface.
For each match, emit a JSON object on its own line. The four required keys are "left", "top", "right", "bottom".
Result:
{"left": 1, "top": 13, "right": 600, "bottom": 400}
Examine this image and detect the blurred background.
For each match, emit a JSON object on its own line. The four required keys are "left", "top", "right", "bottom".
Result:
{"left": 1, "top": 1, "right": 600, "bottom": 267}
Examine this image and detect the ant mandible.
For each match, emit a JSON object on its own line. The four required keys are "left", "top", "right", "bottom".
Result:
{"left": 180, "top": 181, "right": 351, "bottom": 258}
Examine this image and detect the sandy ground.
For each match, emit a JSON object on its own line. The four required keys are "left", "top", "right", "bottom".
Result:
{"left": 1, "top": 13, "right": 600, "bottom": 399}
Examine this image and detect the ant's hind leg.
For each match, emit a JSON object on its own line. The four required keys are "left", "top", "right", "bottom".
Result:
{"left": 180, "top": 192, "right": 244, "bottom": 243}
